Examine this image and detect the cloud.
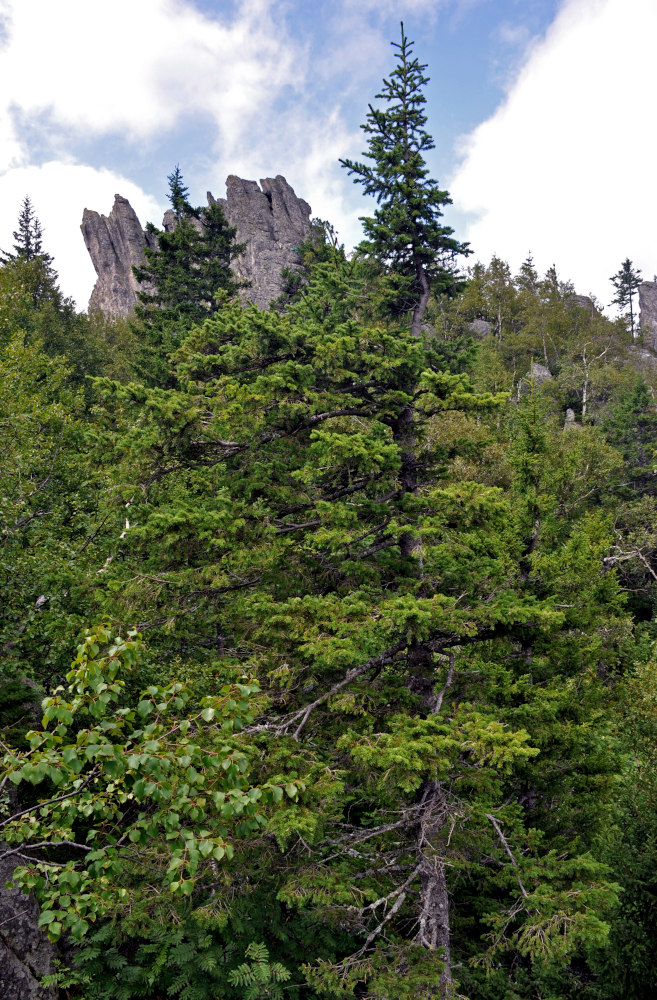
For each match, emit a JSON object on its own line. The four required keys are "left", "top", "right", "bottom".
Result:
{"left": 449, "top": 0, "right": 657, "bottom": 305}
{"left": 0, "top": 0, "right": 301, "bottom": 163}
{"left": 0, "top": 163, "right": 161, "bottom": 308}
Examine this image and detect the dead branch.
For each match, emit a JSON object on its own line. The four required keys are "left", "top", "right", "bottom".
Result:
{"left": 485, "top": 813, "right": 529, "bottom": 898}
{"left": 432, "top": 652, "right": 455, "bottom": 714}
{"left": 351, "top": 865, "right": 422, "bottom": 958}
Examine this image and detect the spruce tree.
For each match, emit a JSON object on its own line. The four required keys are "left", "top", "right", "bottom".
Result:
{"left": 1, "top": 195, "right": 52, "bottom": 264}
{"left": 610, "top": 257, "right": 642, "bottom": 338}
{"left": 91, "top": 254, "right": 625, "bottom": 997}
{"left": 132, "top": 167, "right": 245, "bottom": 385}
{"left": 341, "top": 23, "right": 469, "bottom": 337}
{"left": 166, "top": 163, "right": 190, "bottom": 221}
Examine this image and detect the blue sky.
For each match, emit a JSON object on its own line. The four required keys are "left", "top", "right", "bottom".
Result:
{"left": 0, "top": 0, "right": 654, "bottom": 309}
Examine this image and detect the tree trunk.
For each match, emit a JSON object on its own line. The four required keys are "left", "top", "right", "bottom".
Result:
{"left": 410, "top": 649, "right": 455, "bottom": 996}
{"left": 410, "top": 264, "right": 431, "bottom": 340}
{"left": 416, "top": 781, "right": 452, "bottom": 996}
{"left": 394, "top": 399, "right": 419, "bottom": 560}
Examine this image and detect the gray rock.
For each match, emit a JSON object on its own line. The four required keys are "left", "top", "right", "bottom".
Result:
{"left": 517, "top": 362, "right": 552, "bottom": 398}
{"left": 569, "top": 293, "right": 594, "bottom": 312}
{"left": 639, "top": 281, "right": 657, "bottom": 352}
{"left": 82, "top": 175, "right": 312, "bottom": 316}
{"left": 0, "top": 845, "right": 57, "bottom": 1000}
{"left": 628, "top": 344, "right": 657, "bottom": 373}
{"left": 564, "top": 408, "right": 581, "bottom": 430}
{"left": 81, "top": 195, "right": 157, "bottom": 317}
{"left": 527, "top": 362, "right": 552, "bottom": 385}
{"left": 212, "top": 175, "right": 311, "bottom": 309}
{"left": 468, "top": 319, "right": 493, "bottom": 337}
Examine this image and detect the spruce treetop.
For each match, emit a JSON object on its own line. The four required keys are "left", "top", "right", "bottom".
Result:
{"left": 1, "top": 195, "right": 53, "bottom": 265}
{"left": 341, "top": 22, "right": 469, "bottom": 336}
{"left": 167, "top": 164, "right": 192, "bottom": 221}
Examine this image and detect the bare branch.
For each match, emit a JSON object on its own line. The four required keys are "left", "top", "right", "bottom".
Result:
{"left": 0, "top": 909, "right": 31, "bottom": 929}
{"left": 0, "top": 841, "right": 92, "bottom": 861}
{"left": 352, "top": 866, "right": 422, "bottom": 958}
{"left": 485, "top": 813, "right": 529, "bottom": 899}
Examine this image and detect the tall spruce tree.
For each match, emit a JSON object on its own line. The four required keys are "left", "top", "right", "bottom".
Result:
{"left": 89, "top": 243, "right": 627, "bottom": 998}
{"left": 340, "top": 22, "right": 469, "bottom": 337}
{"left": 86, "top": 35, "right": 620, "bottom": 999}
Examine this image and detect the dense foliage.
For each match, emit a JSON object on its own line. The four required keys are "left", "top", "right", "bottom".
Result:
{"left": 3, "top": 27, "right": 657, "bottom": 1000}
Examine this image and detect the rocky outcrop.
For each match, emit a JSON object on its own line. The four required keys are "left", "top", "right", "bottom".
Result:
{"left": 81, "top": 196, "right": 157, "bottom": 317}
{"left": 564, "top": 407, "right": 582, "bottom": 431}
{"left": 468, "top": 319, "right": 493, "bottom": 338}
{"left": 213, "top": 175, "right": 311, "bottom": 309}
{"left": 517, "top": 362, "right": 552, "bottom": 399}
{"left": 569, "top": 293, "right": 595, "bottom": 313}
{"left": 82, "top": 175, "right": 312, "bottom": 316}
{"left": 0, "top": 845, "right": 57, "bottom": 1000}
{"left": 639, "top": 281, "right": 657, "bottom": 352}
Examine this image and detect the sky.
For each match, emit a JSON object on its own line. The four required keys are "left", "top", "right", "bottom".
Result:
{"left": 0, "top": 0, "right": 654, "bottom": 311}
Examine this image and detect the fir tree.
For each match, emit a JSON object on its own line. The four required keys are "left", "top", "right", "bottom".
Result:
{"left": 91, "top": 260, "right": 626, "bottom": 997}
{"left": 167, "top": 163, "right": 190, "bottom": 221}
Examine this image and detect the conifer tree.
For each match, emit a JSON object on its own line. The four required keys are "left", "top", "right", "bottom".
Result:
{"left": 91, "top": 250, "right": 627, "bottom": 997}
{"left": 132, "top": 166, "right": 245, "bottom": 385}
{"left": 166, "top": 163, "right": 190, "bottom": 220}
{"left": 1, "top": 195, "right": 52, "bottom": 264}
{"left": 341, "top": 22, "right": 469, "bottom": 337}
{"left": 610, "top": 257, "right": 642, "bottom": 338}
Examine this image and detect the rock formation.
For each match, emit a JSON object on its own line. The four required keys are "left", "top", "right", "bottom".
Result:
{"left": 569, "top": 293, "right": 595, "bottom": 312}
{"left": 81, "top": 196, "right": 157, "bottom": 317}
{"left": 517, "top": 361, "right": 552, "bottom": 399}
{"left": 213, "top": 175, "right": 312, "bottom": 309}
{"left": 564, "top": 407, "right": 582, "bottom": 431}
{"left": 468, "top": 318, "right": 493, "bottom": 337}
{"left": 81, "top": 175, "right": 312, "bottom": 317}
{"left": 639, "top": 281, "right": 657, "bottom": 352}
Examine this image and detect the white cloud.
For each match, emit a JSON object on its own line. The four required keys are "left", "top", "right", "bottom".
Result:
{"left": 0, "top": 0, "right": 300, "bottom": 162}
{"left": 449, "top": 0, "right": 657, "bottom": 306}
{"left": 0, "top": 163, "right": 161, "bottom": 308}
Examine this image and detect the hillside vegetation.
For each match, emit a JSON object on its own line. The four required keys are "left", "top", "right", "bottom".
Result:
{"left": 2, "top": 27, "right": 657, "bottom": 1000}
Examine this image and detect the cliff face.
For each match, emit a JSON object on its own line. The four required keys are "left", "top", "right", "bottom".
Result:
{"left": 639, "top": 281, "right": 657, "bottom": 351}
{"left": 214, "top": 175, "right": 312, "bottom": 309}
{"left": 81, "top": 175, "right": 312, "bottom": 316}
